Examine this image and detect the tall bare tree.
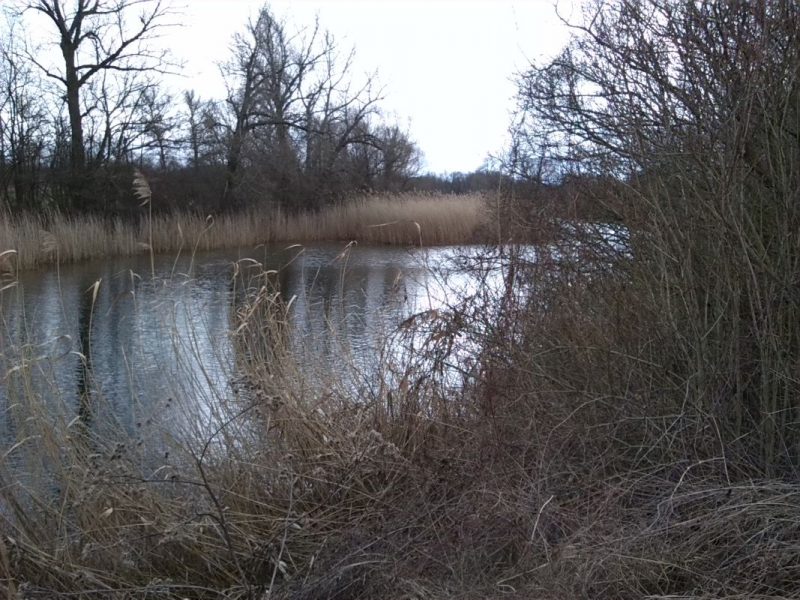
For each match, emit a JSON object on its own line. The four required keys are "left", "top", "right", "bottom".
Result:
{"left": 23, "top": 0, "right": 172, "bottom": 208}
{"left": 0, "top": 20, "right": 47, "bottom": 210}
{"left": 221, "top": 4, "right": 380, "bottom": 210}
{"left": 183, "top": 89, "right": 209, "bottom": 171}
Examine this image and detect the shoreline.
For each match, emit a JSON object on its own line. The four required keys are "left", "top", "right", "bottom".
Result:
{"left": 0, "top": 193, "right": 490, "bottom": 273}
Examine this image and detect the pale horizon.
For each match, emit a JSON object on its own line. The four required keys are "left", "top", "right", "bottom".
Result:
{"left": 167, "top": 0, "right": 573, "bottom": 174}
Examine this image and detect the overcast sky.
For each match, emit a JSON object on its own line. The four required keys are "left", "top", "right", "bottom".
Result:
{"left": 168, "top": 0, "right": 573, "bottom": 174}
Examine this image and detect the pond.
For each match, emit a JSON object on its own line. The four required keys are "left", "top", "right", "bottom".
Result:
{"left": 0, "top": 243, "right": 503, "bottom": 461}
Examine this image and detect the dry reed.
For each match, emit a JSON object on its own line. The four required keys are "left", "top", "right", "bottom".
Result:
{"left": 4, "top": 0, "right": 798, "bottom": 593}
{"left": 0, "top": 193, "right": 488, "bottom": 273}
{"left": 1, "top": 241, "right": 799, "bottom": 598}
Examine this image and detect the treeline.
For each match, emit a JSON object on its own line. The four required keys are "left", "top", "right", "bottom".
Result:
{"left": 410, "top": 169, "right": 505, "bottom": 194}
{"left": 0, "top": 1, "right": 420, "bottom": 216}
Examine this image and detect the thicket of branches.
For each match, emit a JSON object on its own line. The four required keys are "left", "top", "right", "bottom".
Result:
{"left": 0, "top": 1, "right": 420, "bottom": 216}
{"left": 507, "top": 0, "right": 800, "bottom": 475}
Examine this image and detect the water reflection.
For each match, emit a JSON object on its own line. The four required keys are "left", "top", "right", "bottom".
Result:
{"left": 0, "top": 244, "right": 476, "bottom": 451}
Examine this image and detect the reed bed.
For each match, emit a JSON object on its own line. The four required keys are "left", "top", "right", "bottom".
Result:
{"left": 0, "top": 193, "right": 488, "bottom": 273}
{"left": 279, "top": 193, "right": 485, "bottom": 245}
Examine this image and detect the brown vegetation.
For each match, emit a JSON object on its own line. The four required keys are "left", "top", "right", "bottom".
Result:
{"left": 2, "top": 0, "right": 800, "bottom": 598}
{"left": 3, "top": 234, "right": 799, "bottom": 599}
{"left": 0, "top": 193, "right": 488, "bottom": 272}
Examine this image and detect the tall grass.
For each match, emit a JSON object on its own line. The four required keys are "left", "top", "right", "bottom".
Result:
{"left": 4, "top": 0, "right": 800, "bottom": 594}
{"left": 0, "top": 193, "right": 488, "bottom": 273}
{"left": 0, "top": 257, "right": 493, "bottom": 598}
{"left": 2, "top": 233, "right": 800, "bottom": 598}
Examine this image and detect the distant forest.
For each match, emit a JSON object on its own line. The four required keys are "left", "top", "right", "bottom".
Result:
{"left": 0, "top": 1, "right": 504, "bottom": 217}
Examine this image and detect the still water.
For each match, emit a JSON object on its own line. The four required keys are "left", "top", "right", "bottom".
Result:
{"left": 0, "top": 244, "right": 491, "bottom": 453}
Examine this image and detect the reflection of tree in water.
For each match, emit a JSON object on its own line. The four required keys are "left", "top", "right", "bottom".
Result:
{"left": 73, "top": 280, "right": 97, "bottom": 451}
{"left": 1, "top": 246, "right": 457, "bottom": 456}
{"left": 278, "top": 251, "right": 414, "bottom": 386}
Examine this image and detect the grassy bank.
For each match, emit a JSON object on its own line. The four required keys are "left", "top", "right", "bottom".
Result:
{"left": 4, "top": 0, "right": 800, "bottom": 594}
{"left": 0, "top": 192, "right": 488, "bottom": 272}
{"left": 2, "top": 238, "right": 798, "bottom": 599}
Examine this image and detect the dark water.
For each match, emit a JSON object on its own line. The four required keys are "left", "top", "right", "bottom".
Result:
{"left": 0, "top": 244, "right": 483, "bottom": 454}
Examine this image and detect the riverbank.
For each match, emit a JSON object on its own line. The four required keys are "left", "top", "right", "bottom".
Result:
{"left": 0, "top": 192, "right": 489, "bottom": 272}
{"left": 1, "top": 237, "right": 799, "bottom": 598}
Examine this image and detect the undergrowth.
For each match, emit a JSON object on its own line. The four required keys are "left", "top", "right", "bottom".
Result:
{"left": 0, "top": 232, "right": 797, "bottom": 599}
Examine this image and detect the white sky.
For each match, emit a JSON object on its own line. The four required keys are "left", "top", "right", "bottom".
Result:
{"left": 13, "top": 0, "right": 574, "bottom": 174}
{"left": 169, "top": 0, "right": 573, "bottom": 174}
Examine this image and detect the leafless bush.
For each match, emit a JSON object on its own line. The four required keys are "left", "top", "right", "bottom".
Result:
{"left": 510, "top": 0, "right": 800, "bottom": 474}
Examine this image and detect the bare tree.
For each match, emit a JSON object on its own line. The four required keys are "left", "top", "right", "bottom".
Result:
{"left": 140, "top": 85, "right": 178, "bottom": 169}
{"left": 183, "top": 89, "right": 208, "bottom": 170}
{"left": 375, "top": 124, "right": 420, "bottom": 190}
{"left": 221, "top": 4, "right": 380, "bottom": 210}
{"left": 85, "top": 69, "right": 153, "bottom": 166}
{"left": 22, "top": 0, "right": 173, "bottom": 208}
{"left": 327, "top": 121, "right": 419, "bottom": 193}
{"left": 0, "top": 20, "right": 47, "bottom": 210}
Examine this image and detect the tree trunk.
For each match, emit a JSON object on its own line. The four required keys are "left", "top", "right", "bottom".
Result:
{"left": 223, "top": 128, "right": 244, "bottom": 207}
{"left": 61, "top": 42, "right": 87, "bottom": 209}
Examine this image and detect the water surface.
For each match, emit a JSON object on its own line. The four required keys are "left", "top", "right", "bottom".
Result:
{"left": 0, "top": 244, "right": 487, "bottom": 455}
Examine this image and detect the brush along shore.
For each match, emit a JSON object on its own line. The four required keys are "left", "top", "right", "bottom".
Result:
{"left": 1, "top": 247, "right": 798, "bottom": 599}
{"left": 0, "top": 193, "right": 490, "bottom": 273}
